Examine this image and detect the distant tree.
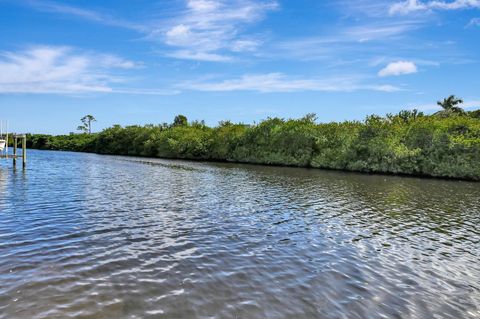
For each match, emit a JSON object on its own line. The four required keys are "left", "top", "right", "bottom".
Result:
{"left": 219, "top": 120, "right": 233, "bottom": 127}
{"left": 393, "top": 109, "right": 424, "bottom": 123}
{"left": 77, "top": 125, "right": 87, "bottom": 134}
{"left": 191, "top": 120, "right": 206, "bottom": 128}
{"left": 436, "top": 95, "right": 465, "bottom": 116}
{"left": 173, "top": 115, "right": 188, "bottom": 127}
{"left": 301, "top": 113, "right": 318, "bottom": 124}
{"left": 77, "top": 115, "right": 96, "bottom": 134}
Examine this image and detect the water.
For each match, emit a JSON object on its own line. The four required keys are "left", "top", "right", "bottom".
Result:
{"left": 0, "top": 150, "right": 479, "bottom": 319}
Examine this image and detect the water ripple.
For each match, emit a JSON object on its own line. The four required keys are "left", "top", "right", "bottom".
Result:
{"left": 0, "top": 150, "right": 479, "bottom": 318}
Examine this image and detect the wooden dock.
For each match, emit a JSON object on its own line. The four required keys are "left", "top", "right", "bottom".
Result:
{"left": 1, "top": 134, "right": 27, "bottom": 168}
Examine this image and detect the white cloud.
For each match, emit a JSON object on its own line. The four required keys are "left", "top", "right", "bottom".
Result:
{"left": 467, "top": 17, "right": 480, "bottom": 27}
{"left": 265, "top": 20, "right": 421, "bottom": 63}
{"left": 390, "top": 0, "right": 480, "bottom": 15}
{"left": 165, "top": 24, "right": 191, "bottom": 44}
{"left": 231, "top": 39, "right": 261, "bottom": 52}
{"left": 161, "top": 0, "right": 278, "bottom": 61}
{"left": 390, "top": 0, "right": 426, "bottom": 14}
{"left": 187, "top": 0, "right": 221, "bottom": 12}
{"left": 331, "top": 1, "right": 392, "bottom": 18}
{"left": 21, "top": 0, "right": 144, "bottom": 31}
{"left": 20, "top": 0, "right": 275, "bottom": 62}
{"left": 378, "top": 61, "right": 418, "bottom": 77}
{"left": 0, "top": 46, "right": 145, "bottom": 94}
{"left": 97, "top": 54, "right": 141, "bottom": 69}
{"left": 181, "top": 73, "right": 401, "bottom": 93}
{"left": 346, "top": 23, "right": 418, "bottom": 42}
{"left": 166, "top": 50, "right": 233, "bottom": 62}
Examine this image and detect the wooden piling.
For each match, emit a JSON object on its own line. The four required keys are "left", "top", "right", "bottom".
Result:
{"left": 13, "top": 136, "right": 17, "bottom": 166}
{"left": 5, "top": 133, "right": 8, "bottom": 159}
{"left": 22, "top": 135, "right": 26, "bottom": 169}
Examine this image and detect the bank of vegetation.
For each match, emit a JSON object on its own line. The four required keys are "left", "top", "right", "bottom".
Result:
{"left": 26, "top": 96, "right": 480, "bottom": 180}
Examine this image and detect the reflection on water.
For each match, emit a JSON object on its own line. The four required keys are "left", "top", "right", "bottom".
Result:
{"left": 0, "top": 150, "right": 479, "bottom": 319}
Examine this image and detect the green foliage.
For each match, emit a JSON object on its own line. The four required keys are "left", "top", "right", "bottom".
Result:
{"left": 77, "top": 125, "right": 88, "bottom": 134}
{"left": 26, "top": 112, "right": 480, "bottom": 181}
{"left": 311, "top": 121, "right": 361, "bottom": 170}
{"left": 156, "top": 125, "right": 213, "bottom": 159}
{"left": 387, "top": 109, "right": 424, "bottom": 124}
{"left": 27, "top": 133, "right": 96, "bottom": 152}
{"left": 468, "top": 109, "right": 480, "bottom": 119}
{"left": 210, "top": 122, "right": 247, "bottom": 160}
{"left": 173, "top": 115, "right": 188, "bottom": 127}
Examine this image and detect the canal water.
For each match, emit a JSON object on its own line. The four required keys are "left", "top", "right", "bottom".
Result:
{"left": 0, "top": 150, "right": 479, "bottom": 318}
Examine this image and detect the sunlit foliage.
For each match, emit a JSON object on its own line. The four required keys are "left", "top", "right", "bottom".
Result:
{"left": 27, "top": 111, "right": 480, "bottom": 180}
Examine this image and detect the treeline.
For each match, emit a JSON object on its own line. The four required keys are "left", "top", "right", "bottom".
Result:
{"left": 26, "top": 133, "right": 97, "bottom": 152}
{"left": 26, "top": 109, "right": 480, "bottom": 180}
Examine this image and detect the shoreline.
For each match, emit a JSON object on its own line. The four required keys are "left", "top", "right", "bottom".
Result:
{"left": 22, "top": 113, "right": 480, "bottom": 182}
{"left": 23, "top": 148, "right": 480, "bottom": 182}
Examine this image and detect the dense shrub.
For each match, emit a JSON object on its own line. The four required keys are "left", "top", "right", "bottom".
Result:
{"left": 26, "top": 111, "right": 480, "bottom": 180}
{"left": 26, "top": 133, "right": 96, "bottom": 152}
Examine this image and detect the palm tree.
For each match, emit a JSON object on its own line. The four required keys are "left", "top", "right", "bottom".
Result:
{"left": 436, "top": 95, "right": 465, "bottom": 115}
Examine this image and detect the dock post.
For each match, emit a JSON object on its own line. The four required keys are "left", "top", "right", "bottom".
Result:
{"left": 13, "top": 136, "right": 17, "bottom": 166}
{"left": 22, "top": 135, "right": 26, "bottom": 169}
{"left": 5, "top": 133, "right": 8, "bottom": 159}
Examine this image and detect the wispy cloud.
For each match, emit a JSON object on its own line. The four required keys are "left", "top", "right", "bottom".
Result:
{"left": 378, "top": 61, "right": 418, "bottom": 76}
{"left": 19, "top": 0, "right": 278, "bottom": 62}
{"left": 156, "top": 0, "right": 278, "bottom": 61}
{"left": 278, "top": 21, "right": 419, "bottom": 47}
{"left": 0, "top": 46, "right": 178, "bottom": 95}
{"left": 467, "top": 17, "right": 480, "bottom": 27}
{"left": 390, "top": 0, "right": 480, "bottom": 15}
{"left": 329, "top": 1, "right": 392, "bottom": 18}
{"left": 19, "top": 0, "right": 145, "bottom": 31}
{"left": 165, "top": 50, "right": 233, "bottom": 62}
{"left": 180, "top": 73, "right": 401, "bottom": 93}
{"left": 346, "top": 23, "right": 419, "bottom": 42}
{"left": 264, "top": 20, "right": 421, "bottom": 63}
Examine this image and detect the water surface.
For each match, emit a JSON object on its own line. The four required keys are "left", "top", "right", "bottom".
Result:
{"left": 0, "top": 150, "right": 479, "bottom": 318}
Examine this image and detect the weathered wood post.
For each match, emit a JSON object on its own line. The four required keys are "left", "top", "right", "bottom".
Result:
{"left": 13, "top": 135, "right": 17, "bottom": 166}
{"left": 5, "top": 133, "right": 8, "bottom": 159}
{"left": 22, "top": 135, "right": 26, "bottom": 169}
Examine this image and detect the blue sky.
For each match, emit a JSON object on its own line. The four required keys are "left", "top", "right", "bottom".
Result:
{"left": 0, "top": 0, "right": 479, "bottom": 134}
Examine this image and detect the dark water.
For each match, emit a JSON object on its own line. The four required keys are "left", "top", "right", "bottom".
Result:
{"left": 0, "top": 150, "right": 479, "bottom": 319}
